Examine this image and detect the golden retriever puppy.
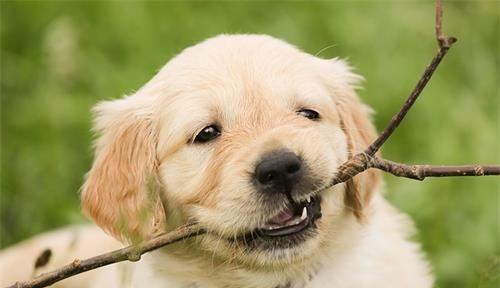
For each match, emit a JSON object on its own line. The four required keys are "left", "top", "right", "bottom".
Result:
{"left": 0, "top": 34, "right": 433, "bottom": 288}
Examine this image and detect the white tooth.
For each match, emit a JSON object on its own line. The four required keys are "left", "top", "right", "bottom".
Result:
{"left": 300, "top": 207, "right": 307, "bottom": 220}
{"left": 263, "top": 223, "right": 280, "bottom": 230}
{"left": 306, "top": 196, "right": 311, "bottom": 203}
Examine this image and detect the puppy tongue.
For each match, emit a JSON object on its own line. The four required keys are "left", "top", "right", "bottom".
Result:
{"left": 268, "top": 206, "right": 295, "bottom": 225}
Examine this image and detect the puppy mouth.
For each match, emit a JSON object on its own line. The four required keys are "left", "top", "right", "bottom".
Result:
{"left": 232, "top": 195, "right": 322, "bottom": 249}
{"left": 258, "top": 195, "right": 322, "bottom": 237}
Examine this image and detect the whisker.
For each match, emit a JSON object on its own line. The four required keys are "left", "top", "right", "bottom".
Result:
{"left": 315, "top": 43, "right": 338, "bottom": 57}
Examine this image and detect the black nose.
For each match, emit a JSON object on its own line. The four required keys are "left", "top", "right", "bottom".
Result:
{"left": 254, "top": 150, "right": 303, "bottom": 193}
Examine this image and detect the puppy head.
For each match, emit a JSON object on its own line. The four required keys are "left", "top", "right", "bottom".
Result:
{"left": 81, "top": 35, "right": 380, "bottom": 266}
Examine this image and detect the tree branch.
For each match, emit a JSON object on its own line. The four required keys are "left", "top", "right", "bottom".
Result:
{"left": 370, "top": 157, "right": 500, "bottom": 181}
{"left": 7, "top": 223, "right": 205, "bottom": 288}
{"left": 365, "top": 0, "right": 456, "bottom": 157}
{"left": 6, "top": 1, "right": 498, "bottom": 288}
{"left": 364, "top": 46, "right": 452, "bottom": 156}
{"left": 330, "top": 152, "right": 500, "bottom": 183}
{"left": 365, "top": 0, "right": 457, "bottom": 157}
{"left": 435, "top": 0, "right": 457, "bottom": 48}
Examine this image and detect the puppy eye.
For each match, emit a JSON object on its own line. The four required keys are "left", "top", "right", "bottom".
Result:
{"left": 297, "top": 109, "right": 320, "bottom": 120}
{"left": 194, "top": 125, "right": 221, "bottom": 143}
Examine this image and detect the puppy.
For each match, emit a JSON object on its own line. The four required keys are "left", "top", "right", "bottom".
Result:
{"left": 0, "top": 34, "right": 433, "bottom": 288}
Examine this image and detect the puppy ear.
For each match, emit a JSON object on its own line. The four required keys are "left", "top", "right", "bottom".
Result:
{"left": 81, "top": 95, "right": 166, "bottom": 243}
{"left": 324, "top": 59, "right": 382, "bottom": 219}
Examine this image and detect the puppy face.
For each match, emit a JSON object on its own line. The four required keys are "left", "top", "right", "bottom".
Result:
{"left": 82, "top": 35, "right": 380, "bottom": 268}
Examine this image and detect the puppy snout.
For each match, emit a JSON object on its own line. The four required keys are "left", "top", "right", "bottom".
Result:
{"left": 254, "top": 150, "right": 303, "bottom": 193}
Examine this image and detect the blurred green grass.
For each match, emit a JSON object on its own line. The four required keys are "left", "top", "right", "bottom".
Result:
{"left": 1, "top": 1, "right": 498, "bottom": 287}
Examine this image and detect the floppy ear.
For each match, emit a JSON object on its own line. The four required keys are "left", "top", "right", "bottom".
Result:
{"left": 81, "top": 95, "right": 166, "bottom": 243}
{"left": 324, "top": 58, "right": 382, "bottom": 219}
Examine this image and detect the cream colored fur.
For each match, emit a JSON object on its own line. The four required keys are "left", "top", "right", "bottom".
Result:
{"left": 0, "top": 34, "right": 433, "bottom": 287}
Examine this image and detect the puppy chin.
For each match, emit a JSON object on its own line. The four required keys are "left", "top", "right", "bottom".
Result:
{"left": 198, "top": 228, "right": 324, "bottom": 269}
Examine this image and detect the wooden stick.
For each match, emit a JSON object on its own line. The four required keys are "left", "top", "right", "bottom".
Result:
{"left": 7, "top": 223, "right": 205, "bottom": 288}
{"left": 370, "top": 157, "right": 500, "bottom": 180}
{"left": 331, "top": 153, "right": 500, "bottom": 185}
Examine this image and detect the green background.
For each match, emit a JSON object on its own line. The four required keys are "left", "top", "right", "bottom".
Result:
{"left": 1, "top": 1, "right": 498, "bottom": 287}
